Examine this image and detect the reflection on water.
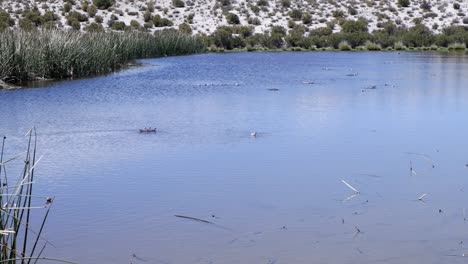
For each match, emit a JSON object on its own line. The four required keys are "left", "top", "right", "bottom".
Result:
{"left": 2, "top": 52, "right": 468, "bottom": 263}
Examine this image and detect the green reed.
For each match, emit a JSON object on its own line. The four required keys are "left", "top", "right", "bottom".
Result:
{"left": 0, "top": 129, "right": 74, "bottom": 264}
{"left": 0, "top": 29, "right": 205, "bottom": 85}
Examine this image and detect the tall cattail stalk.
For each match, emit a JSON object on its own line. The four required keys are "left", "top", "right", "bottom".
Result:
{"left": 0, "top": 129, "right": 73, "bottom": 264}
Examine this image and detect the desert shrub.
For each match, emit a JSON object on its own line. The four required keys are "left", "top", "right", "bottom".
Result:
{"left": 64, "top": 2, "right": 72, "bottom": 12}
{"left": 302, "top": 13, "right": 312, "bottom": 24}
{"left": 341, "top": 18, "right": 368, "bottom": 33}
{"left": 130, "top": 20, "right": 141, "bottom": 30}
{"left": 82, "top": 1, "right": 89, "bottom": 10}
{"left": 453, "top": 3, "right": 460, "bottom": 10}
{"left": 87, "top": 5, "right": 97, "bottom": 17}
{"left": 144, "top": 21, "right": 154, "bottom": 28}
{"left": 173, "top": 0, "right": 185, "bottom": 8}
{"left": 143, "top": 11, "right": 152, "bottom": 22}
{"left": 398, "top": 0, "right": 410, "bottom": 7}
{"left": 311, "top": 26, "right": 333, "bottom": 36}
{"left": 153, "top": 15, "right": 173, "bottom": 27}
{"left": 93, "top": 0, "right": 114, "bottom": 9}
{"left": 403, "top": 24, "right": 434, "bottom": 47}
{"left": 281, "top": 0, "right": 291, "bottom": 8}
{"left": 289, "top": 9, "right": 302, "bottom": 20}
{"left": 257, "top": 0, "right": 268, "bottom": 6}
{"left": 0, "top": 11, "right": 15, "bottom": 31}
{"left": 147, "top": 1, "right": 155, "bottom": 11}
{"left": 67, "top": 11, "right": 88, "bottom": 24}
{"left": 286, "top": 25, "right": 306, "bottom": 47}
{"left": 111, "top": 21, "right": 126, "bottom": 30}
{"left": 420, "top": 1, "right": 431, "bottom": 11}
{"left": 85, "top": 22, "right": 104, "bottom": 31}
{"left": 226, "top": 12, "right": 240, "bottom": 24}
{"left": 95, "top": 15, "right": 103, "bottom": 23}
{"left": 248, "top": 17, "right": 261, "bottom": 25}
{"left": 179, "top": 22, "right": 192, "bottom": 34}
{"left": 187, "top": 13, "right": 195, "bottom": 23}
{"left": 348, "top": 6, "right": 357, "bottom": 16}
{"left": 332, "top": 10, "right": 345, "bottom": 18}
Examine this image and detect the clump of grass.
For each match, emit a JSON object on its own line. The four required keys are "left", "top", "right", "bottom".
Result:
{"left": 365, "top": 40, "right": 382, "bottom": 51}
{"left": 394, "top": 41, "right": 407, "bottom": 50}
{"left": 0, "top": 129, "right": 72, "bottom": 263}
{"left": 448, "top": 42, "right": 466, "bottom": 50}
{"left": 0, "top": 29, "right": 205, "bottom": 86}
{"left": 338, "top": 40, "right": 352, "bottom": 51}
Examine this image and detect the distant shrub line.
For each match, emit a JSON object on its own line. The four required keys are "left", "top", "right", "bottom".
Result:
{"left": 0, "top": 29, "right": 204, "bottom": 87}
{"left": 202, "top": 20, "right": 468, "bottom": 52}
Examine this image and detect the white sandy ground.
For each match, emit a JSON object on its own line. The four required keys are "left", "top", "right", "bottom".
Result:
{"left": 0, "top": 0, "right": 467, "bottom": 34}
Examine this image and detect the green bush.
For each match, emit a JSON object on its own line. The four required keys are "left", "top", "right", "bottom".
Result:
{"left": 289, "top": 9, "right": 302, "bottom": 21}
{"left": 179, "top": 23, "right": 192, "bottom": 34}
{"left": 172, "top": 0, "right": 185, "bottom": 8}
{"left": 257, "top": 0, "right": 268, "bottom": 6}
{"left": 130, "top": 20, "right": 142, "bottom": 30}
{"left": 153, "top": 15, "right": 173, "bottom": 27}
{"left": 143, "top": 11, "right": 152, "bottom": 22}
{"left": 420, "top": 1, "right": 431, "bottom": 11}
{"left": 226, "top": 13, "right": 240, "bottom": 24}
{"left": 338, "top": 40, "right": 352, "bottom": 50}
{"left": 398, "top": 0, "right": 410, "bottom": 7}
{"left": 448, "top": 42, "right": 466, "bottom": 50}
{"left": 341, "top": 18, "right": 368, "bottom": 33}
{"left": 0, "top": 11, "right": 15, "bottom": 31}
{"left": 365, "top": 40, "right": 382, "bottom": 50}
{"left": 93, "top": 0, "right": 114, "bottom": 9}
{"left": 64, "top": 2, "right": 72, "bottom": 12}
{"left": 394, "top": 41, "right": 407, "bottom": 50}
{"left": 87, "top": 5, "right": 97, "bottom": 17}
{"left": 302, "top": 13, "right": 312, "bottom": 25}
{"left": 111, "top": 21, "right": 126, "bottom": 30}
{"left": 95, "top": 15, "right": 103, "bottom": 23}
{"left": 84, "top": 22, "right": 104, "bottom": 32}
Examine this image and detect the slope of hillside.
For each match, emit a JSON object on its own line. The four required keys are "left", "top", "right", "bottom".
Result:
{"left": 0, "top": 0, "right": 467, "bottom": 34}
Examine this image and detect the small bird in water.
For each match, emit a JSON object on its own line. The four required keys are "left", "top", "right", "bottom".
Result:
{"left": 250, "top": 132, "right": 257, "bottom": 137}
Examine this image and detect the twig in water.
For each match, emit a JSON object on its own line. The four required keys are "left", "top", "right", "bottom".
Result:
{"left": 174, "top": 215, "right": 214, "bottom": 224}
{"left": 343, "top": 193, "right": 359, "bottom": 202}
{"left": 353, "top": 226, "right": 361, "bottom": 240}
{"left": 341, "top": 180, "right": 360, "bottom": 193}
{"left": 463, "top": 208, "right": 466, "bottom": 222}
{"left": 418, "top": 193, "right": 428, "bottom": 201}
{"left": 131, "top": 253, "right": 148, "bottom": 262}
{"left": 355, "top": 226, "right": 361, "bottom": 233}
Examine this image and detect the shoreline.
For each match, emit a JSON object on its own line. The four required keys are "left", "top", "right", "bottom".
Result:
{"left": 2, "top": 48, "right": 467, "bottom": 90}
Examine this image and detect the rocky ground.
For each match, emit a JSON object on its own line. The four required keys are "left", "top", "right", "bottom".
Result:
{"left": 0, "top": 0, "right": 467, "bottom": 34}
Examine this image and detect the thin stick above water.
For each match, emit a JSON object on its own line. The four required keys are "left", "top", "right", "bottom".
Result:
{"left": 341, "top": 180, "right": 360, "bottom": 193}
{"left": 174, "top": 215, "right": 214, "bottom": 224}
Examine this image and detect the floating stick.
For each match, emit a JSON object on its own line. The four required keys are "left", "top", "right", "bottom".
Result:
{"left": 418, "top": 193, "right": 428, "bottom": 201}
{"left": 341, "top": 180, "right": 360, "bottom": 193}
{"left": 174, "top": 215, "right": 214, "bottom": 224}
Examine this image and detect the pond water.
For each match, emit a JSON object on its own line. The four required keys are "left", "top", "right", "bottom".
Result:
{"left": 2, "top": 52, "right": 468, "bottom": 264}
